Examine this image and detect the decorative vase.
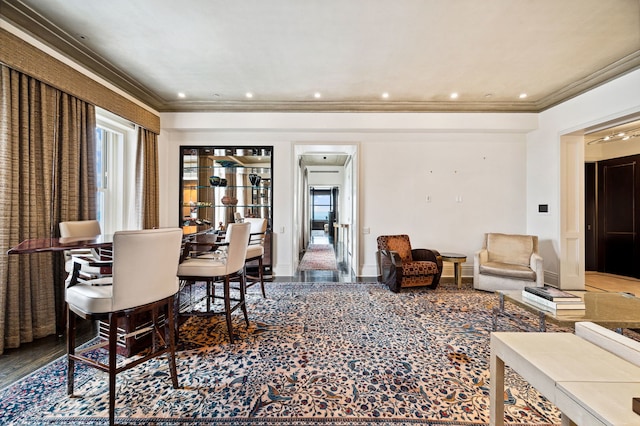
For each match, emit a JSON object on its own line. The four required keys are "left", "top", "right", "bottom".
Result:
{"left": 249, "top": 173, "right": 261, "bottom": 187}
{"left": 221, "top": 195, "right": 231, "bottom": 205}
{"left": 209, "top": 176, "right": 220, "bottom": 186}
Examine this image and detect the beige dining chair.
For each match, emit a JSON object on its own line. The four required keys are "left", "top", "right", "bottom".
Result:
{"left": 177, "top": 221, "right": 251, "bottom": 343}
{"left": 243, "top": 217, "right": 268, "bottom": 297}
{"left": 65, "top": 228, "right": 183, "bottom": 426}
{"left": 59, "top": 220, "right": 110, "bottom": 285}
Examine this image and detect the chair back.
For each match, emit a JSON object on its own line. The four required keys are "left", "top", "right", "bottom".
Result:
{"left": 484, "top": 233, "right": 538, "bottom": 266}
{"left": 59, "top": 220, "right": 101, "bottom": 239}
{"left": 111, "top": 228, "right": 183, "bottom": 312}
{"left": 245, "top": 218, "right": 267, "bottom": 246}
{"left": 377, "top": 234, "right": 413, "bottom": 263}
{"left": 224, "top": 222, "right": 251, "bottom": 274}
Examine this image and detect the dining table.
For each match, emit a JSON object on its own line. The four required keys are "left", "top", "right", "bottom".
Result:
{"left": 7, "top": 227, "right": 221, "bottom": 336}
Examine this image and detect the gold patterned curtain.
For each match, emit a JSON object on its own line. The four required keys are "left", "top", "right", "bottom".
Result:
{"left": 135, "top": 127, "right": 159, "bottom": 229}
{"left": 0, "top": 65, "right": 96, "bottom": 354}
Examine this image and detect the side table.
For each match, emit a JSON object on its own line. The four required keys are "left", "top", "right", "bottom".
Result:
{"left": 440, "top": 252, "right": 467, "bottom": 289}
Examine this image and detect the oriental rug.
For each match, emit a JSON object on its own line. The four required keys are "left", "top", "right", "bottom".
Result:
{"left": 1, "top": 282, "right": 565, "bottom": 425}
{"left": 298, "top": 244, "right": 338, "bottom": 271}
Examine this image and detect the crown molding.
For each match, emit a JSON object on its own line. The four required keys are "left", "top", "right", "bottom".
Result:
{"left": 3, "top": 0, "right": 638, "bottom": 114}
{"left": 536, "top": 51, "right": 640, "bottom": 112}
{"left": 1, "top": 0, "right": 165, "bottom": 107}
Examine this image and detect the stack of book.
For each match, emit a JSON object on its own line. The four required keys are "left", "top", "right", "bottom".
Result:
{"left": 522, "top": 286, "right": 585, "bottom": 311}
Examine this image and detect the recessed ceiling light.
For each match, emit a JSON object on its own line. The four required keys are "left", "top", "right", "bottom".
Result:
{"left": 519, "top": 93, "right": 528, "bottom": 99}
{"left": 245, "top": 92, "right": 253, "bottom": 99}
{"left": 314, "top": 92, "right": 322, "bottom": 99}
{"left": 450, "top": 92, "right": 459, "bottom": 99}
{"left": 178, "top": 92, "right": 186, "bottom": 98}
{"left": 381, "top": 92, "right": 389, "bottom": 99}
{"left": 618, "top": 132, "right": 625, "bottom": 137}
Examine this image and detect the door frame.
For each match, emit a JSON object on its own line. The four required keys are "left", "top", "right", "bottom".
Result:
{"left": 292, "top": 143, "right": 359, "bottom": 275}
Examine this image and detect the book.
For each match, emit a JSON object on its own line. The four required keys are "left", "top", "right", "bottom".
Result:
{"left": 521, "top": 290, "right": 585, "bottom": 310}
{"left": 524, "top": 285, "right": 582, "bottom": 302}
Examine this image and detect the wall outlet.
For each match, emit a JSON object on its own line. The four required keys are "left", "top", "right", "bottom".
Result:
{"left": 362, "top": 227, "right": 370, "bottom": 234}
{"left": 426, "top": 195, "right": 432, "bottom": 203}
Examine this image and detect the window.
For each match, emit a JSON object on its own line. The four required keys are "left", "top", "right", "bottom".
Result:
{"left": 95, "top": 108, "right": 137, "bottom": 234}
{"left": 311, "top": 189, "right": 332, "bottom": 221}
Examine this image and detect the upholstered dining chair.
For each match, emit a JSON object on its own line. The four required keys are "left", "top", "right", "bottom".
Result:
{"left": 59, "top": 220, "right": 110, "bottom": 285}
{"left": 376, "top": 234, "right": 443, "bottom": 292}
{"left": 243, "top": 217, "right": 268, "bottom": 297}
{"left": 65, "top": 227, "right": 183, "bottom": 426}
{"left": 177, "top": 221, "right": 251, "bottom": 343}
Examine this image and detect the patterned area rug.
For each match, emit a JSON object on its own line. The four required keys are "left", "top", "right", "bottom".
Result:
{"left": 298, "top": 244, "right": 338, "bottom": 271}
{"left": 1, "top": 282, "right": 566, "bottom": 425}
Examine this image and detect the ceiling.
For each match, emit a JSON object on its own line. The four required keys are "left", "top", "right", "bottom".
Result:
{"left": 1, "top": 0, "right": 639, "bottom": 114}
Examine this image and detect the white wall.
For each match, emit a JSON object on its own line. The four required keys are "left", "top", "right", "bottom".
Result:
{"left": 159, "top": 113, "right": 537, "bottom": 278}
{"left": 527, "top": 69, "right": 640, "bottom": 286}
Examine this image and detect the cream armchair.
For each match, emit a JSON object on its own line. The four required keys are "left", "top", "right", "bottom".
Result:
{"left": 473, "top": 233, "right": 544, "bottom": 292}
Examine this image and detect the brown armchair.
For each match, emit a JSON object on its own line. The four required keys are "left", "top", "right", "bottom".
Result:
{"left": 376, "top": 234, "right": 442, "bottom": 292}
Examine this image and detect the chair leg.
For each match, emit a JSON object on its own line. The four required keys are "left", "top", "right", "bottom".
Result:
{"left": 66, "top": 305, "right": 76, "bottom": 396}
{"left": 240, "top": 271, "right": 249, "bottom": 327}
{"left": 151, "top": 306, "right": 159, "bottom": 353}
{"left": 108, "top": 313, "right": 118, "bottom": 426}
{"left": 166, "top": 298, "right": 179, "bottom": 389}
{"left": 223, "top": 276, "right": 234, "bottom": 343}
{"left": 257, "top": 257, "right": 265, "bottom": 298}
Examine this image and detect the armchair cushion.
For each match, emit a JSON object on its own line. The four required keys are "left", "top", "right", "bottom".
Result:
{"left": 486, "top": 233, "right": 534, "bottom": 266}
{"left": 479, "top": 261, "right": 536, "bottom": 281}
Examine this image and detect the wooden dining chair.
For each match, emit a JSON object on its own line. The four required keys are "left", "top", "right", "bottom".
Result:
{"left": 66, "top": 228, "right": 183, "bottom": 426}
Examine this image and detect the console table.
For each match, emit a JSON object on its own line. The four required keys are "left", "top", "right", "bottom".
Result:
{"left": 490, "top": 325, "right": 640, "bottom": 425}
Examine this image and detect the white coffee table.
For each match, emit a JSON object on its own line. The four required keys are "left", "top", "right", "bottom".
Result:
{"left": 490, "top": 332, "right": 640, "bottom": 426}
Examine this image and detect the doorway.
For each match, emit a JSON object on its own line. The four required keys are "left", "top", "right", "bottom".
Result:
{"left": 571, "top": 116, "right": 640, "bottom": 287}
{"left": 293, "top": 143, "right": 358, "bottom": 279}
{"left": 585, "top": 155, "right": 640, "bottom": 278}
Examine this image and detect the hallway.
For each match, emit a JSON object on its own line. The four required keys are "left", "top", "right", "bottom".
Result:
{"left": 288, "top": 230, "right": 356, "bottom": 283}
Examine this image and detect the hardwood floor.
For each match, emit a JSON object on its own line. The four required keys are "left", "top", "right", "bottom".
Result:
{"left": 1, "top": 271, "right": 638, "bottom": 391}
{"left": 0, "top": 318, "right": 96, "bottom": 390}
{"left": 585, "top": 271, "right": 640, "bottom": 295}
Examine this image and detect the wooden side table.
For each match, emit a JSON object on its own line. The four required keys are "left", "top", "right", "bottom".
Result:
{"left": 440, "top": 252, "right": 467, "bottom": 289}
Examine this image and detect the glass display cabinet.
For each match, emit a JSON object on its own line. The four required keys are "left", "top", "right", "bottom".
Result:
{"left": 179, "top": 146, "right": 273, "bottom": 272}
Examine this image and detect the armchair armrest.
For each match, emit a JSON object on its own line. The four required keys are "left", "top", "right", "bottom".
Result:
{"left": 377, "top": 249, "right": 404, "bottom": 292}
{"left": 412, "top": 248, "right": 443, "bottom": 285}
{"left": 475, "top": 248, "right": 488, "bottom": 265}
{"left": 412, "top": 248, "right": 441, "bottom": 264}
{"left": 379, "top": 249, "right": 403, "bottom": 267}
{"left": 530, "top": 252, "right": 544, "bottom": 286}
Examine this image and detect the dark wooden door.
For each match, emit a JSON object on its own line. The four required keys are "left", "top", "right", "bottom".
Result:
{"left": 585, "top": 163, "right": 597, "bottom": 270}
{"left": 597, "top": 156, "right": 638, "bottom": 278}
